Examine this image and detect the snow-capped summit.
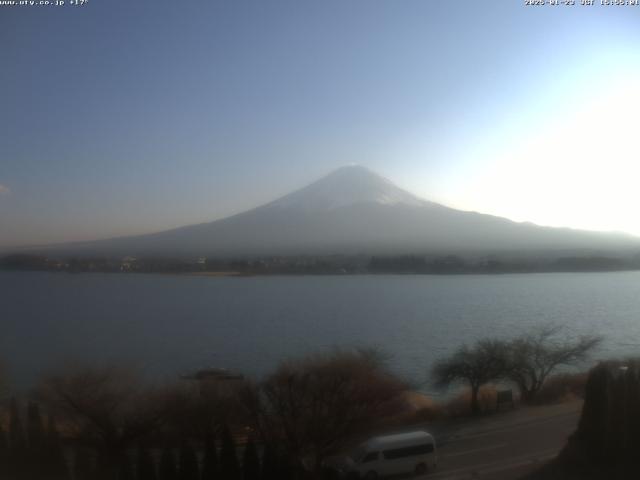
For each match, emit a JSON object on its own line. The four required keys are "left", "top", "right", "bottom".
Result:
{"left": 265, "top": 165, "right": 426, "bottom": 212}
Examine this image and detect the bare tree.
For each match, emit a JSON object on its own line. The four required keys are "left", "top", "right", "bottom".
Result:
{"left": 36, "top": 366, "right": 170, "bottom": 478}
{"left": 241, "top": 348, "right": 407, "bottom": 474}
{"left": 159, "top": 378, "right": 248, "bottom": 443}
{"left": 432, "top": 339, "right": 509, "bottom": 415}
{"left": 506, "top": 325, "right": 602, "bottom": 403}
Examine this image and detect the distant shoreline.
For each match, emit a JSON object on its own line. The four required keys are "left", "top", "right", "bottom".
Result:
{"left": 3, "top": 267, "right": 640, "bottom": 278}
{"left": 4, "top": 251, "right": 640, "bottom": 276}
{"left": 185, "top": 271, "right": 250, "bottom": 277}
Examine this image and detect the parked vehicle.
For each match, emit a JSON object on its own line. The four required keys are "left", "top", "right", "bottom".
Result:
{"left": 327, "top": 430, "right": 437, "bottom": 478}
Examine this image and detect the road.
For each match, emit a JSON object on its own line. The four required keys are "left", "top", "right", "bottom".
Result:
{"left": 422, "top": 401, "right": 582, "bottom": 480}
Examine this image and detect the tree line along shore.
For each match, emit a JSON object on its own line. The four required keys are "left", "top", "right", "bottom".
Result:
{"left": 3, "top": 252, "right": 640, "bottom": 275}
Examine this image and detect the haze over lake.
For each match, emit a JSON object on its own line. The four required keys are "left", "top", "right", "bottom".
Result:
{"left": 3, "top": 271, "right": 640, "bottom": 392}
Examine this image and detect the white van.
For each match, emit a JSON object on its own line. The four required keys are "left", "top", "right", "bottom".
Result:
{"left": 340, "top": 431, "right": 437, "bottom": 478}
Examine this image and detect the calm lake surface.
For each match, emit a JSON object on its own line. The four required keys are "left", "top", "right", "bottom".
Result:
{"left": 2, "top": 271, "right": 640, "bottom": 392}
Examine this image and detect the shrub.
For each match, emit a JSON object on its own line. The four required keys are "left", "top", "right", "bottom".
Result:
{"left": 533, "top": 373, "right": 588, "bottom": 405}
{"left": 443, "top": 385, "right": 499, "bottom": 417}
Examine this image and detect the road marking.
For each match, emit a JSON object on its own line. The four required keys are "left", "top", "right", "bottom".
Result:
{"left": 442, "top": 443, "right": 507, "bottom": 459}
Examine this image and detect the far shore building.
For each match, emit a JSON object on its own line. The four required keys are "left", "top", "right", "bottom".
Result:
{"left": 120, "top": 256, "right": 137, "bottom": 271}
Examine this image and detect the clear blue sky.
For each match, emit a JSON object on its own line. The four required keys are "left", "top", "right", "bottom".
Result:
{"left": 2, "top": 0, "right": 640, "bottom": 247}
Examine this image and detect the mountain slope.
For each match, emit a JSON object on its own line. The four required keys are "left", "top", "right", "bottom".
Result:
{"left": 26, "top": 165, "right": 640, "bottom": 257}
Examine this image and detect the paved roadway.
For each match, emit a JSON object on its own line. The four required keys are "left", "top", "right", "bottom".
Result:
{"left": 422, "top": 401, "right": 582, "bottom": 480}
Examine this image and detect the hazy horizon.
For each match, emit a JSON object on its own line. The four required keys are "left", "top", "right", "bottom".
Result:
{"left": 3, "top": 1, "right": 640, "bottom": 248}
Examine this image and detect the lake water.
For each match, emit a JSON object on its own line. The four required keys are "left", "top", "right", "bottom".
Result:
{"left": 2, "top": 271, "right": 640, "bottom": 392}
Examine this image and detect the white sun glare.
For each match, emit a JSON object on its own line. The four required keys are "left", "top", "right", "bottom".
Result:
{"left": 459, "top": 74, "right": 640, "bottom": 236}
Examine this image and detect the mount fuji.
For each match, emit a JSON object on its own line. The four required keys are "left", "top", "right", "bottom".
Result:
{"left": 27, "top": 165, "right": 640, "bottom": 257}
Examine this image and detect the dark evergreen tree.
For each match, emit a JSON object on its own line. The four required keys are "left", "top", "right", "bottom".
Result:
{"left": 553, "top": 359, "right": 640, "bottom": 477}
{"left": 242, "top": 438, "right": 260, "bottom": 480}
{"left": 0, "top": 421, "right": 9, "bottom": 480}
{"left": 219, "top": 426, "right": 240, "bottom": 480}
{"left": 95, "top": 450, "right": 114, "bottom": 480}
{"left": 201, "top": 432, "right": 218, "bottom": 480}
{"left": 74, "top": 447, "right": 96, "bottom": 480}
{"left": 159, "top": 447, "right": 178, "bottom": 480}
{"left": 137, "top": 445, "right": 157, "bottom": 480}
{"left": 178, "top": 442, "right": 199, "bottom": 480}
{"left": 26, "top": 402, "right": 45, "bottom": 451}
{"left": 118, "top": 453, "right": 134, "bottom": 480}
{"left": 8, "top": 398, "right": 26, "bottom": 479}
{"left": 9, "top": 398, "right": 25, "bottom": 449}
{"left": 25, "top": 402, "right": 46, "bottom": 479}
{"left": 277, "top": 452, "right": 293, "bottom": 480}
{"left": 45, "top": 414, "right": 69, "bottom": 480}
{"left": 260, "top": 444, "right": 278, "bottom": 480}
